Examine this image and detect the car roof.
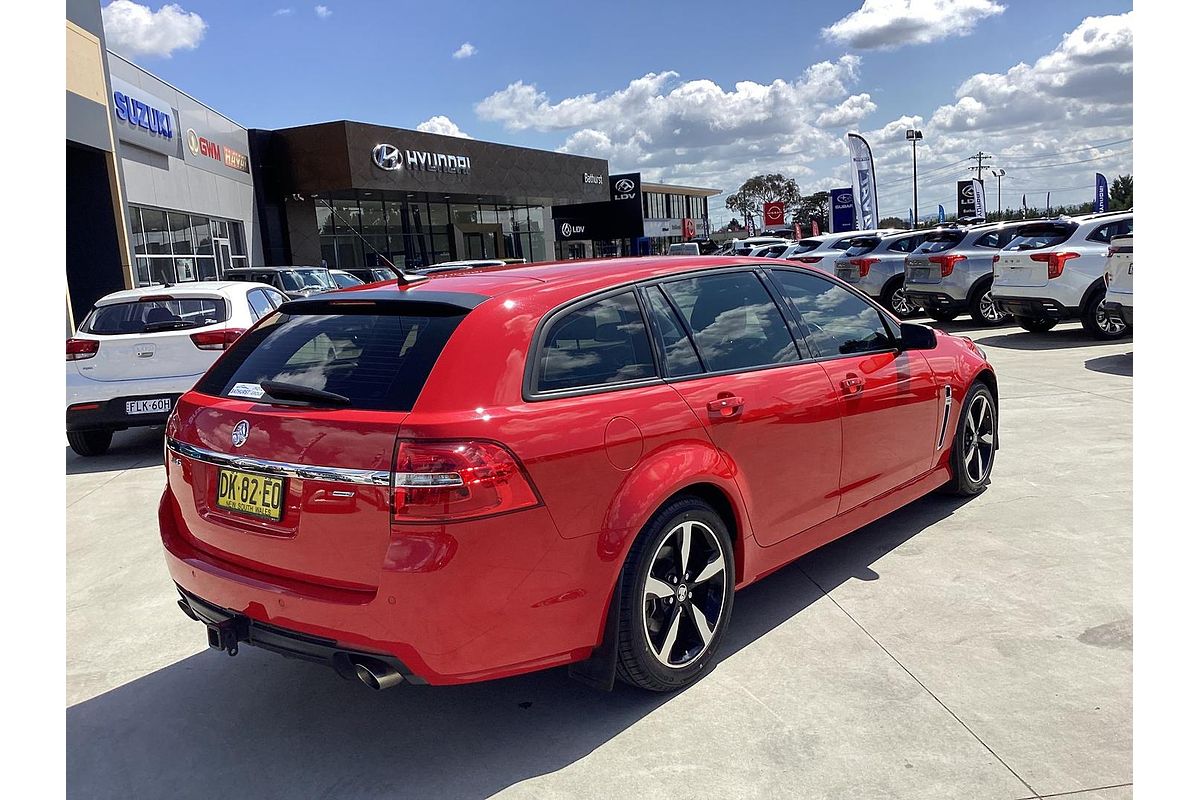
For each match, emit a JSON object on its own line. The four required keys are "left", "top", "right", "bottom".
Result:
{"left": 94, "top": 281, "right": 263, "bottom": 305}
{"left": 226, "top": 265, "right": 325, "bottom": 272}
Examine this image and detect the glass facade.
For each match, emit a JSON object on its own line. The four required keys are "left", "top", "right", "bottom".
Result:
{"left": 130, "top": 204, "right": 248, "bottom": 286}
{"left": 641, "top": 191, "right": 709, "bottom": 221}
{"left": 313, "top": 194, "right": 548, "bottom": 270}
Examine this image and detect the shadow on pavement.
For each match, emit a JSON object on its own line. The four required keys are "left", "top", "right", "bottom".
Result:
{"left": 973, "top": 325, "right": 1125, "bottom": 351}
{"left": 66, "top": 491, "right": 972, "bottom": 799}
{"left": 66, "top": 428, "right": 165, "bottom": 476}
{"left": 1084, "top": 352, "right": 1133, "bottom": 377}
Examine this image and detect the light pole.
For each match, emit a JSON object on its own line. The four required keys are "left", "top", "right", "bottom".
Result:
{"left": 906, "top": 129, "right": 923, "bottom": 228}
{"left": 991, "top": 168, "right": 1006, "bottom": 219}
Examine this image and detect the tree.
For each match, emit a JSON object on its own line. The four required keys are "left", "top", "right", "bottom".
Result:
{"left": 792, "top": 191, "right": 830, "bottom": 232}
{"left": 724, "top": 174, "right": 802, "bottom": 230}
{"left": 1109, "top": 174, "right": 1133, "bottom": 211}
{"left": 879, "top": 216, "right": 906, "bottom": 229}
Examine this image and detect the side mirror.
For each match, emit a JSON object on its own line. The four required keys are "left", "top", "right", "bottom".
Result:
{"left": 899, "top": 322, "right": 937, "bottom": 350}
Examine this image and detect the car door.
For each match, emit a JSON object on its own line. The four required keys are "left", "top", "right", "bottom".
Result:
{"left": 768, "top": 268, "right": 941, "bottom": 513}
{"left": 654, "top": 270, "right": 843, "bottom": 547}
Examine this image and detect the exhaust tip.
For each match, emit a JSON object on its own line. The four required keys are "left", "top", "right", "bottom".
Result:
{"left": 177, "top": 598, "right": 199, "bottom": 621}
{"left": 353, "top": 657, "right": 404, "bottom": 690}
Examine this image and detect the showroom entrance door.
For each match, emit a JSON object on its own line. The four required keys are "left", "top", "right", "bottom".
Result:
{"left": 463, "top": 232, "right": 498, "bottom": 260}
{"left": 214, "top": 239, "right": 233, "bottom": 279}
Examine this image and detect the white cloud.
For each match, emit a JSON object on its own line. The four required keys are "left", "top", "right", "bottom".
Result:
{"left": 816, "top": 93, "right": 878, "bottom": 128}
{"left": 416, "top": 115, "right": 472, "bottom": 139}
{"left": 452, "top": 42, "right": 477, "bottom": 59}
{"left": 823, "top": 0, "right": 1005, "bottom": 49}
{"left": 314, "top": 5, "right": 331, "bottom": 18}
{"left": 101, "top": 1, "right": 206, "bottom": 59}
{"left": 273, "top": 8, "right": 293, "bottom": 16}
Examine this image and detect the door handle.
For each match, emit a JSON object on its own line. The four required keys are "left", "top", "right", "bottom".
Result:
{"left": 840, "top": 376, "right": 865, "bottom": 395}
{"left": 707, "top": 395, "right": 745, "bottom": 418}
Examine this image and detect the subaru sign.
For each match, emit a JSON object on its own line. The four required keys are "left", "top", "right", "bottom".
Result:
{"left": 830, "top": 187, "right": 855, "bottom": 232}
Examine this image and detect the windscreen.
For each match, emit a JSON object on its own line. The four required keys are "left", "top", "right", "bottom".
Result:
{"left": 195, "top": 307, "right": 466, "bottom": 411}
{"left": 85, "top": 298, "right": 227, "bottom": 335}
{"left": 1002, "top": 222, "right": 1077, "bottom": 251}
{"left": 913, "top": 230, "right": 967, "bottom": 254}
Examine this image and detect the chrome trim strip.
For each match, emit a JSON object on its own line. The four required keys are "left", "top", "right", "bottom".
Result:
{"left": 935, "top": 385, "right": 953, "bottom": 450}
{"left": 166, "top": 438, "right": 391, "bottom": 486}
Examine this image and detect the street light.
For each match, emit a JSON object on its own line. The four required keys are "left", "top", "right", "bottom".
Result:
{"left": 991, "top": 168, "right": 1006, "bottom": 218}
{"left": 906, "top": 129, "right": 923, "bottom": 228}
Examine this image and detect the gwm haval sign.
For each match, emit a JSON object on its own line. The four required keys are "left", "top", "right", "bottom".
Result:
{"left": 372, "top": 143, "right": 472, "bottom": 174}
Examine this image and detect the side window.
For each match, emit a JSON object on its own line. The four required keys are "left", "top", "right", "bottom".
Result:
{"left": 643, "top": 286, "right": 703, "bottom": 377}
{"left": 264, "top": 288, "right": 287, "bottom": 308}
{"left": 663, "top": 271, "right": 799, "bottom": 372}
{"left": 1087, "top": 223, "right": 1114, "bottom": 244}
{"left": 247, "top": 289, "right": 274, "bottom": 321}
{"left": 976, "top": 232, "right": 1001, "bottom": 249}
{"left": 536, "top": 291, "right": 655, "bottom": 393}
{"left": 770, "top": 270, "right": 893, "bottom": 358}
{"left": 888, "top": 236, "right": 918, "bottom": 253}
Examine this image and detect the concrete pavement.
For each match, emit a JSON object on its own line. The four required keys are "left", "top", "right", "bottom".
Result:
{"left": 66, "top": 318, "right": 1132, "bottom": 799}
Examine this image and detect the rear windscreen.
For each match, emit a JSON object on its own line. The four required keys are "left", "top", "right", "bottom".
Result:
{"left": 913, "top": 231, "right": 967, "bottom": 254}
{"left": 1003, "top": 223, "right": 1077, "bottom": 251}
{"left": 843, "top": 237, "right": 881, "bottom": 257}
{"left": 85, "top": 298, "right": 228, "bottom": 335}
{"left": 790, "top": 239, "right": 823, "bottom": 254}
{"left": 195, "top": 308, "right": 465, "bottom": 411}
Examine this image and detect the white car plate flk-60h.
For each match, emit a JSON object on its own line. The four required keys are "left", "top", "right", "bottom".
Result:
{"left": 125, "top": 397, "right": 172, "bottom": 415}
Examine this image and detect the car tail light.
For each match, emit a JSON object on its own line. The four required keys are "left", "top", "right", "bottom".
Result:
{"left": 992, "top": 255, "right": 1000, "bottom": 265}
{"left": 792, "top": 256, "right": 822, "bottom": 264}
{"left": 1104, "top": 271, "right": 1112, "bottom": 287}
{"left": 67, "top": 402, "right": 101, "bottom": 412}
{"left": 850, "top": 257, "right": 879, "bottom": 277}
{"left": 66, "top": 338, "right": 99, "bottom": 361}
{"left": 1030, "top": 251, "right": 1079, "bottom": 279}
{"left": 189, "top": 328, "right": 246, "bottom": 350}
{"left": 392, "top": 440, "right": 539, "bottom": 522}
{"left": 1107, "top": 245, "right": 1119, "bottom": 258}
{"left": 929, "top": 254, "right": 965, "bottom": 277}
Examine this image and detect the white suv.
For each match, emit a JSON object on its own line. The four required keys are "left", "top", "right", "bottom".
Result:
{"left": 1103, "top": 233, "right": 1133, "bottom": 327}
{"left": 66, "top": 281, "right": 286, "bottom": 456}
{"left": 782, "top": 229, "right": 901, "bottom": 274}
{"left": 993, "top": 212, "right": 1133, "bottom": 339}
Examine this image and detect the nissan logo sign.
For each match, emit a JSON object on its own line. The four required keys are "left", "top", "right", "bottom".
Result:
{"left": 836, "top": 194, "right": 852, "bottom": 204}
{"left": 614, "top": 178, "right": 635, "bottom": 194}
{"left": 373, "top": 143, "right": 402, "bottom": 171}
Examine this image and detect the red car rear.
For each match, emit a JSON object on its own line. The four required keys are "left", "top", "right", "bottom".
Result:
{"left": 162, "top": 257, "right": 998, "bottom": 692}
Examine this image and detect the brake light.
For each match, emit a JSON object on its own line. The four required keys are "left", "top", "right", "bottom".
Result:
{"left": 189, "top": 328, "right": 246, "bottom": 350}
{"left": 793, "top": 256, "right": 822, "bottom": 264}
{"left": 1107, "top": 245, "right": 1118, "bottom": 258}
{"left": 850, "top": 257, "right": 879, "bottom": 277}
{"left": 929, "top": 254, "right": 965, "bottom": 277}
{"left": 992, "top": 255, "right": 1000, "bottom": 265}
{"left": 392, "top": 440, "right": 539, "bottom": 522}
{"left": 66, "top": 338, "right": 99, "bottom": 361}
{"left": 1029, "top": 251, "right": 1079, "bottom": 279}
{"left": 1104, "top": 271, "right": 1112, "bottom": 287}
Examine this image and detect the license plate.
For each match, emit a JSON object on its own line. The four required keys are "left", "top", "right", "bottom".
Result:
{"left": 215, "top": 468, "right": 285, "bottom": 521}
{"left": 126, "top": 397, "right": 172, "bottom": 415}
{"left": 909, "top": 267, "right": 930, "bottom": 280}
{"left": 835, "top": 268, "right": 855, "bottom": 280}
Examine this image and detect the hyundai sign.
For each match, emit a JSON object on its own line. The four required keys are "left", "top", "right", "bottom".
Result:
{"left": 109, "top": 77, "right": 180, "bottom": 158}
{"left": 830, "top": 187, "right": 855, "bottom": 232}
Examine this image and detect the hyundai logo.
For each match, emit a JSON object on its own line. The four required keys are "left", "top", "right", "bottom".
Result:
{"left": 613, "top": 178, "right": 636, "bottom": 194}
{"left": 231, "top": 420, "right": 250, "bottom": 448}
{"left": 373, "top": 143, "right": 402, "bottom": 171}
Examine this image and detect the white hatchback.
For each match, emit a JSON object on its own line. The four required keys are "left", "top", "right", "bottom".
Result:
{"left": 66, "top": 281, "right": 287, "bottom": 456}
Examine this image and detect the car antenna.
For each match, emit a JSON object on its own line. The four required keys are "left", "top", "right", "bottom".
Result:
{"left": 305, "top": 195, "right": 428, "bottom": 287}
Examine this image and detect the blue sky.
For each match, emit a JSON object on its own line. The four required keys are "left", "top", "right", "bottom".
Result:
{"left": 102, "top": 1, "right": 1133, "bottom": 224}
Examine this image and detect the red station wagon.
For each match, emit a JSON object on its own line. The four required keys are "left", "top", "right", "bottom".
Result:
{"left": 161, "top": 256, "right": 998, "bottom": 692}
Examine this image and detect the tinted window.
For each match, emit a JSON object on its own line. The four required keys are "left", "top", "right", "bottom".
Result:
{"left": 247, "top": 289, "right": 274, "bottom": 321}
{"left": 788, "top": 239, "right": 823, "bottom": 255}
{"left": 85, "top": 298, "right": 227, "bottom": 334}
{"left": 832, "top": 237, "right": 859, "bottom": 250}
{"left": 771, "top": 270, "right": 893, "bottom": 357}
{"left": 644, "top": 286, "right": 703, "bottom": 377}
{"left": 914, "top": 230, "right": 967, "bottom": 254}
{"left": 536, "top": 292, "right": 655, "bottom": 393}
{"left": 1003, "top": 222, "right": 1077, "bottom": 251}
{"left": 264, "top": 289, "right": 287, "bottom": 308}
{"left": 196, "top": 308, "right": 465, "bottom": 411}
{"left": 844, "top": 237, "right": 881, "bottom": 257}
{"left": 887, "top": 235, "right": 923, "bottom": 253}
{"left": 1086, "top": 218, "right": 1133, "bottom": 244}
{"left": 664, "top": 272, "right": 798, "bottom": 372}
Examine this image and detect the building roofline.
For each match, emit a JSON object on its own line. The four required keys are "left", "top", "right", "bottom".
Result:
{"left": 640, "top": 181, "right": 722, "bottom": 197}
{"left": 106, "top": 50, "right": 247, "bottom": 131}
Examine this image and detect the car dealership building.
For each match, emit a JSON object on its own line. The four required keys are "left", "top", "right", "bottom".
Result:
{"left": 65, "top": 0, "right": 716, "bottom": 327}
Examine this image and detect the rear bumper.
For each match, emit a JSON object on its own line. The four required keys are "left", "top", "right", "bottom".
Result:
{"left": 905, "top": 291, "right": 968, "bottom": 314}
{"left": 1104, "top": 300, "right": 1132, "bottom": 326}
{"left": 993, "top": 295, "right": 1076, "bottom": 320}
{"left": 159, "top": 489, "right": 616, "bottom": 686}
{"left": 66, "top": 393, "right": 182, "bottom": 432}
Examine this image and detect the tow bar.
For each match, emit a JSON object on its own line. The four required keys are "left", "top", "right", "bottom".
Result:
{"left": 206, "top": 617, "right": 248, "bottom": 657}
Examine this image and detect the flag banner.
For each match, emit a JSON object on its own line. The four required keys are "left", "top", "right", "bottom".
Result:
{"left": 830, "top": 187, "right": 856, "bottom": 232}
{"left": 971, "top": 178, "right": 986, "bottom": 217}
{"left": 1094, "top": 173, "right": 1109, "bottom": 213}
{"left": 1022, "top": 194, "right": 1027, "bottom": 211}
{"left": 847, "top": 134, "right": 879, "bottom": 229}
{"left": 794, "top": 221, "right": 802, "bottom": 240}
{"left": 811, "top": 220, "right": 819, "bottom": 236}
{"left": 938, "top": 204, "right": 946, "bottom": 223}
{"left": 1046, "top": 191, "right": 1051, "bottom": 214}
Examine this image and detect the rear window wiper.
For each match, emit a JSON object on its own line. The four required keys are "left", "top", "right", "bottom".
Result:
{"left": 259, "top": 380, "right": 351, "bottom": 407}
{"left": 142, "top": 320, "right": 201, "bottom": 333}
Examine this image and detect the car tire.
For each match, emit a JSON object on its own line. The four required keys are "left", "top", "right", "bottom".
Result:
{"left": 943, "top": 381, "right": 997, "bottom": 497}
{"left": 882, "top": 278, "right": 921, "bottom": 319}
{"left": 1015, "top": 316, "right": 1057, "bottom": 333}
{"left": 615, "top": 496, "right": 735, "bottom": 692}
{"left": 926, "top": 307, "right": 959, "bottom": 323}
{"left": 1080, "top": 290, "right": 1130, "bottom": 340}
{"left": 968, "top": 279, "right": 1010, "bottom": 326}
{"left": 67, "top": 429, "right": 113, "bottom": 457}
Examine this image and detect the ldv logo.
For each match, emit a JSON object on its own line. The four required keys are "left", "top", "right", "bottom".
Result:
{"left": 613, "top": 178, "right": 635, "bottom": 194}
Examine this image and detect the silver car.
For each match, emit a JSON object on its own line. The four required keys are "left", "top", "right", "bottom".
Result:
{"left": 903, "top": 221, "right": 1030, "bottom": 324}
{"left": 781, "top": 229, "right": 902, "bottom": 274}
{"left": 832, "top": 230, "right": 930, "bottom": 318}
